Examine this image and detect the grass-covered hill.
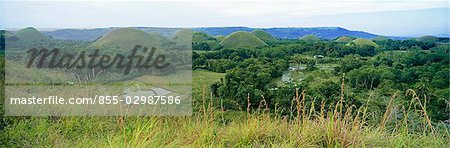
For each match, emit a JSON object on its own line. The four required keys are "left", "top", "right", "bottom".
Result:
{"left": 14, "top": 27, "right": 50, "bottom": 41}
{"left": 251, "top": 30, "right": 276, "bottom": 42}
{"left": 215, "top": 35, "right": 226, "bottom": 42}
{"left": 335, "top": 36, "right": 354, "bottom": 43}
{"left": 351, "top": 38, "right": 380, "bottom": 47}
{"left": 147, "top": 32, "right": 171, "bottom": 44}
{"left": 192, "top": 32, "right": 215, "bottom": 43}
{"left": 206, "top": 40, "right": 221, "bottom": 50}
{"left": 1, "top": 30, "right": 13, "bottom": 37}
{"left": 220, "top": 31, "right": 267, "bottom": 49}
{"left": 416, "top": 35, "right": 439, "bottom": 42}
{"left": 300, "top": 34, "right": 321, "bottom": 42}
{"left": 92, "top": 28, "right": 166, "bottom": 49}
{"left": 191, "top": 31, "right": 222, "bottom": 50}
{"left": 172, "top": 29, "right": 194, "bottom": 46}
{"left": 371, "top": 36, "right": 390, "bottom": 42}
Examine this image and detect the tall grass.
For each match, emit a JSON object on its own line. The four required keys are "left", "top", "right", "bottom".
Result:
{"left": 1, "top": 75, "right": 449, "bottom": 147}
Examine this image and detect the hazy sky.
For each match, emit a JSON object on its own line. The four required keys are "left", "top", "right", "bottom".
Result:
{"left": 1, "top": 0, "right": 449, "bottom": 36}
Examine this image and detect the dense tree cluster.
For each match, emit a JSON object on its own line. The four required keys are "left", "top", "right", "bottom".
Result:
{"left": 193, "top": 39, "right": 449, "bottom": 121}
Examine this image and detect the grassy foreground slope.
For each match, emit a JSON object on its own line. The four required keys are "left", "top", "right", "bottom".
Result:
{"left": 0, "top": 70, "right": 448, "bottom": 147}
{"left": 1, "top": 95, "right": 448, "bottom": 147}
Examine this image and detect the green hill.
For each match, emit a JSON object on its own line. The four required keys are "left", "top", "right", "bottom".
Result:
{"left": 148, "top": 32, "right": 170, "bottom": 44}
{"left": 3, "top": 30, "right": 13, "bottom": 37}
{"left": 416, "top": 35, "right": 439, "bottom": 42}
{"left": 191, "top": 31, "right": 221, "bottom": 50}
{"left": 0, "top": 30, "right": 5, "bottom": 38}
{"left": 215, "top": 35, "right": 226, "bottom": 42}
{"left": 206, "top": 40, "right": 221, "bottom": 50}
{"left": 172, "top": 29, "right": 193, "bottom": 45}
{"left": 92, "top": 28, "right": 165, "bottom": 49}
{"left": 220, "top": 31, "right": 267, "bottom": 49}
{"left": 335, "top": 36, "right": 354, "bottom": 43}
{"left": 352, "top": 38, "right": 379, "bottom": 47}
{"left": 251, "top": 30, "right": 276, "bottom": 42}
{"left": 300, "top": 34, "right": 320, "bottom": 42}
{"left": 193, "top": 32, "right": 215, "bottom": 43}
{"left": 14, "top": 27, "right": 50, "bottom": 41}
{"left": 371, "top": 36, "right": 390, "bottom": 42}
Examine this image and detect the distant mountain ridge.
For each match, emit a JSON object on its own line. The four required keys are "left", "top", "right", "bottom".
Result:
{"left": 37, "top": 27, "right": 405, "bottom": 41}
{"left": 194, "top": 27, "right": 380, "bottom": 40}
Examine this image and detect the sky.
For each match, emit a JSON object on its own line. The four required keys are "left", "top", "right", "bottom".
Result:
{"left": 1, "top": 0, "right": 449, "bottom": 37}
